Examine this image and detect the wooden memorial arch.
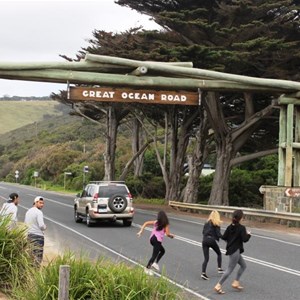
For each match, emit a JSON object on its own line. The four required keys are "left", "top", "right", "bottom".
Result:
{"left": 0, "top": 54, "right": 300, "bottom": 210}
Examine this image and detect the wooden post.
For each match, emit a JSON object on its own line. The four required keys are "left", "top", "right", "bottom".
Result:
{"left": 58, "top": 265, "right": 70, "bottom": 300}
{"left": 285, "top": 104, "right": 294, "bottom": 186}
{"left": 278, "top": 106, "right": 287, "bottom": 185}
{"left": 294, "top": 107, "right": 300, "bottom": 186}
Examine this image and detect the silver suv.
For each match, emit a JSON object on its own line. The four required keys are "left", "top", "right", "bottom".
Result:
{"left": 74, "top": 181, "right": 134, "bottom": 227}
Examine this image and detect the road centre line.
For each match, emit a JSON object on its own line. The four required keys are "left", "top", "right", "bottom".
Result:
{"left": 25, "top": 194, "right": 300, "bottom": 248}
{"left": 25, "top": 195, "right": 300, "bottom": 270}
{"left": 24, "top": 194, "right": 300, "bottom": 246}
{"left": 137, "top": 208, "right": 300, "bottom": 246}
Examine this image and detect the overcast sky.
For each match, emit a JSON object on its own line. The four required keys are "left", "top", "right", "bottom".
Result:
{"left": 0, "top": 0, "right": 160, "bottom": 97}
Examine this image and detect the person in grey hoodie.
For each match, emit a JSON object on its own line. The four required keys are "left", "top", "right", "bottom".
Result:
{"left": 214, "top": 209, "right": 251, "bottom": 295}
{"left": 24, "top": 196, "right": 46, "bottom": 267}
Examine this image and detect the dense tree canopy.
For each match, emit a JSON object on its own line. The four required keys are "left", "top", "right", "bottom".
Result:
{"left": 56, "top": 0, "right": 300, "bottom": 204}
{"left": 116, "top": 0, "right": 300, "bottom": 78}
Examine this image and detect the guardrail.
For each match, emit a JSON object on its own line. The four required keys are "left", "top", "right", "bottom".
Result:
{"left": 169, "top": 201, "right": 300, "bottom": 226}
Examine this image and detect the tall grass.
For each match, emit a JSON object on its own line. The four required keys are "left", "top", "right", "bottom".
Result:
{"left": 0, "top": 216, "right": 34, "bottom": 294}
{"left": 0, "top": 217, "right": 182, "bottom": 299}
{"left": 13, "top": 252, "right": 182, "bottom": 300}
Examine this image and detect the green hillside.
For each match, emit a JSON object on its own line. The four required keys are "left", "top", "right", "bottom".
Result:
{"left": 0, "top": 100, "right": 64, "bottom": 135}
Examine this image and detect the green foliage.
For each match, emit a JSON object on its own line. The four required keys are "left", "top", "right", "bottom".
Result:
{"left": 40, "top": 149, "right": 81, "bottom": 179}
{"left": 198, "top": 174, "right": 213, "bottom": 204}
{"left": 229, "top": 169, "right": 264, "bottom": 208}
{"left": 126, "top": 174, "right": 165, "bottom": 198}
{"left": 0, "top": 217, "right": 34, "bottom": 293}
{"left": 134, "top": 197, "right": 165, "bottom": 205}
{"left": 198, "top": 155, "right": 278, "bottom": 207}
{"left": 13, "top": 252, "right": 180, "bottom": 300}
{"left": 143, "top": 149, "right": 163, "bottom": 176}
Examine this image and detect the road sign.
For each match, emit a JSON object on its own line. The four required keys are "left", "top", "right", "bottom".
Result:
{"left": 285, "top": 188, "right": 300, "bottom": 197}
{"left": 69, "top": 86, "right": 199, "bottom": 106}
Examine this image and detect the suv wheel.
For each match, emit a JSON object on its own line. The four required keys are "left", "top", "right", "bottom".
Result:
{"left": 74, "top": 207, "right": 82, "bottom": 223}
{"left": 123, "top": 219, "right": 132, "bottom": 227}
{"left": 86, "top": 211, "right": 94, "bottom": 227}
{"left": 108, "top": 194, "right": 128, "bottom": 213}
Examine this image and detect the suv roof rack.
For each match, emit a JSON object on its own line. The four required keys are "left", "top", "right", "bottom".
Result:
{"left": 89, "top": 181, "right": 125, "bottom": 184}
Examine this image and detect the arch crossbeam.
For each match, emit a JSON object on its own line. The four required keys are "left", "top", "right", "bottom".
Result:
{"left": 0, "top": 54, "right": 300, "bottom": 189}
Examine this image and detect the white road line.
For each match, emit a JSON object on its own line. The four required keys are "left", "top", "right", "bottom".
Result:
{"left": 22, "top": 195, "right": 300, "bottom": 248}
{"left": 137, "top": 208, "right": 300, "bottom": 246}
{"left": 133, "top": 223, "right": 300, "bottom": 277}
{"left": 20, "top": 196, "right": 300, "bottom": 276}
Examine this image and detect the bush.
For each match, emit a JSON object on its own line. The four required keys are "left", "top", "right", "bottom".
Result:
{"left": 13, "top": 252, "right": 180, "bottom": 300}
{"left": 0, "top": 217, "right": 34, "bottom": 293}
{"left": 126, "top": 174, "right": 165, "bottom": 198}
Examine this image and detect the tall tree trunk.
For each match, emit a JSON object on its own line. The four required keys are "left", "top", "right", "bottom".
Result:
{"left": 209, "top": 135, "right": 235, "bottom": 205}
{"left": 132, "top": 117, "right": 144, "bottom": 177}
{"left": 183, "top": 106, "right": 209, "bottom": 203}
{"left": 204, "top": 92, "right": 275, "bottom": 205}
{"left": 103, "top": 107, "right": 118, "bottom": 180}
{"left": 119, "top": 139, "right": 152, "bottom": 181}
{"left": 165, "top": 107, "right": 199, "bottom": 202}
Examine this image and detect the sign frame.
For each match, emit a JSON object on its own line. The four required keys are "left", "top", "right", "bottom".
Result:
{"left": 69, "top": 86, "right": 200, "bottom": 106}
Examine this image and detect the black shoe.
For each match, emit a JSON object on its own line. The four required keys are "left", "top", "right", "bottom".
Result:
{"left": 201, "top": 273, "right": 209, "bottom": 280}
{"left": 218, "top": 268, "right": 225, "bottom": 274}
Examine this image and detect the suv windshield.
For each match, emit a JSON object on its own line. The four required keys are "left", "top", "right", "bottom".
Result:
{"left": 98, "top": 185, "right": 128, "bottom": 197}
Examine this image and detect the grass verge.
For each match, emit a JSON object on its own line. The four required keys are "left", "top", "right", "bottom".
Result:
{"left": 0, "top": 217, "right": 181, "bottom": 299}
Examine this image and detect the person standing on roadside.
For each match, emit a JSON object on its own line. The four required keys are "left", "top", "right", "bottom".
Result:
{"left": 24, "top": 196, "right": 47, "bottom": 267}
{"left": 214, "top": 209, "right": 251, "bottom": 295}
{"left": 201, "top": 210, "right": 224, "bottom": 280}
{"left": 137, "top": 210, "right": 175, "bottom": 275}
{"left": 0, "top": 192, "right": 20, "bottom": 229}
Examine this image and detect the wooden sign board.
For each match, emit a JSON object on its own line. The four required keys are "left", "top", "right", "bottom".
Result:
{"left": 69, "top": 87, "right": 199, "bottom": 106}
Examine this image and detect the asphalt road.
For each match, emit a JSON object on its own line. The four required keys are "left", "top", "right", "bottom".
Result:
{"left": 1, "top": 182, "right": 300, "bottom": 300}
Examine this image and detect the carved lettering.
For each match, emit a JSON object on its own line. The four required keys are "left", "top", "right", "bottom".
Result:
{"left": 161, "top": 94, "right": 187, "bottom": 101}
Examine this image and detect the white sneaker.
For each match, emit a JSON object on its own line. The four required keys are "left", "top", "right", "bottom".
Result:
{"left": 152, "top": 262, "right": 160, "bottom": 271}
{"left": 144, "top": 268, "right": 154, "bottom": 275}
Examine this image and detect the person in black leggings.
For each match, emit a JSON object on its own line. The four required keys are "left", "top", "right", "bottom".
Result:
{"left": 201, "top": 210, "right": 224, "bottom": 280}
{"left": 137, "top": 211, "right": 174, "bottom": 275}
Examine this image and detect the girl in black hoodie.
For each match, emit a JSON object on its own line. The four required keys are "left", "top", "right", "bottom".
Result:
{"left": 214, "top": 209, "right": 251, "bottom": 294}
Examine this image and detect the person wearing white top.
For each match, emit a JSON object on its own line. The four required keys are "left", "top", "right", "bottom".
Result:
{"left": 0, "top": 193, "right": 19, "bottom": 229}
{"left": 24, "top": 196, "right": 46, "bottom": 267}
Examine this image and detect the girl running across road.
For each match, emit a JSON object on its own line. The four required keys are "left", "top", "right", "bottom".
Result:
{"left": 201, "top": 210, "right": 224, "bottom": 280}
{"left": 214, "top": 209, "right": 251, "bottom": 295}
{"left": 137, "top": 211, "right": 175, "bottom": 275}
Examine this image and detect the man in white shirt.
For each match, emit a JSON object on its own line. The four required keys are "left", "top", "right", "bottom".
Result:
{"left": 24, "top": 196, "right": 46, "bottom": 267}
{"left": 0, "top": 193, "right": 19, "bottom": 229}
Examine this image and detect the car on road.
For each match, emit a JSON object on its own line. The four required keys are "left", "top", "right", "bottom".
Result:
{"left": 74, "top": 181, "right": 134, "bottom": 227}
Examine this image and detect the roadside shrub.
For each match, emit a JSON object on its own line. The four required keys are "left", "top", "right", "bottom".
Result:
{"left": 229, "top": 169, "right": 263, "bottom": 207}
{"left": 13, "top": 252, "right": 180, "bottom": 300}
{"left": 142, "top": 176, "right": 165, "bottom": 198}
{"left": 126, "top": 174, "right": 165, "bottom": 198}
{"left": 0, "top": 217, "right": 33, "bottom": 293}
